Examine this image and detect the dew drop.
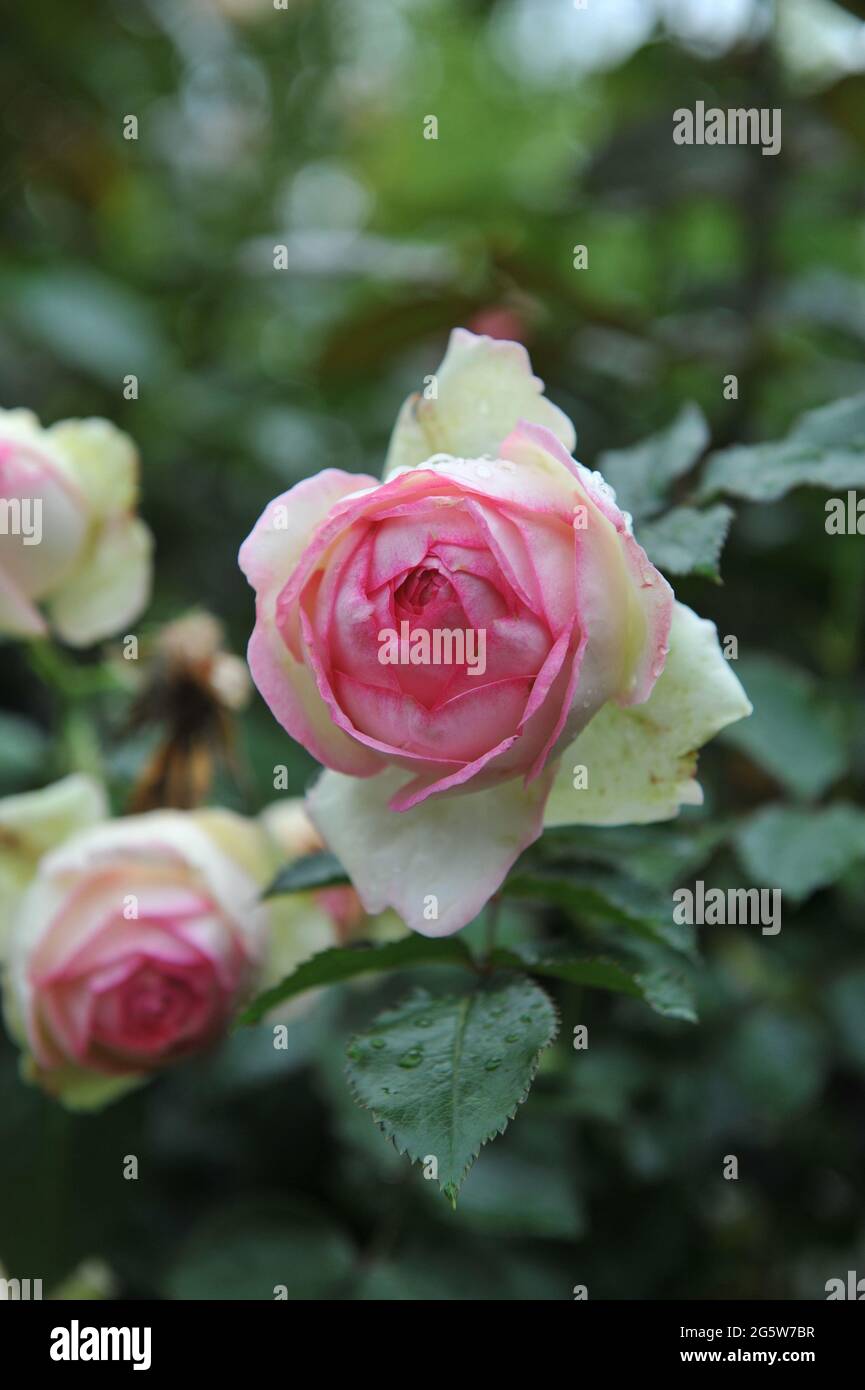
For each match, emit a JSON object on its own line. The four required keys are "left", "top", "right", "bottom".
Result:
{"left": 484, "top": 1057, "right": 502, "bottom": 1072}
{"left": 371, "top": 1037, "right": 386, "bottom": 1050}
{"left": 398, "top": 1047, "right": 424, "bottom": 1069}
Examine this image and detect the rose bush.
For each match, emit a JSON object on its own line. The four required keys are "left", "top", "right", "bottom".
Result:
{"left": 0, "top": 786, "right": 369, "bottom": 1108}
{"left": 240, "top": 330, "right": 751, "bottom": 936}
{"left": 0, "top": 409, "right": 152, "bottom": 645}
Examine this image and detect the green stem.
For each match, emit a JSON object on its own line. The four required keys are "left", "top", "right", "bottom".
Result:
{"left": 26, "top": 641, "right": 122, "bottom": 780}
{"left": 27, "top": 640, "right": 125, "bottom": 700}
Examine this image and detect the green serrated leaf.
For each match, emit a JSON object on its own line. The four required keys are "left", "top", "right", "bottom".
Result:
{"left": 699, "top": 392, "right": 865, "bottom": 503}
{"left": 263, "top": 851, "right": 349, "bottom": 898}
{"left": 791, "top": 393, "right": 865, "bottom": 449}
{"left": 637, "top": 503, "right": 733, "bottom": 581}
{"left": 487, "top": 947, "right": 696, "bottom": 1021}
{"left": 699, "top": 443, "right": 865, "bottom": 504}
{"left": 540, "top": 820, "right": 733, "bottom": 892}
{"left": 503, "top": 866, "right": 696, "bottom": 959}
{"left": 489, "top": 947, "right": 644, "bottom": 997}
{"left": 631, "top": 966, "right": 697, "bottom": 1023}
{"left": 735, "top": 802, "right": 865, "bottom": 903}
{"left": 598, "top": 402, "right": 709, "bottom": 520}
{"left": 239, "top": 935, "right": 476, "bottom": 1025}
{"left": 345, "top": 978, "right": 558, "bottom": 1200}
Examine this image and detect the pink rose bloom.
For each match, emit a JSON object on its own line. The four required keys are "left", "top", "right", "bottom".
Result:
{"left": 240, "top": 330, "right": 751, "bottom": 936}
{"left": 0, "top": 409, "right": 152, "bottom": 645}
{"left": 4, "top": 809, "right": 269, "bottom": 1106}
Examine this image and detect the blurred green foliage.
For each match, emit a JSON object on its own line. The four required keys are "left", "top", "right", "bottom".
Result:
{"left": 2, "top": 0, "right": 865, "bottom": 1300}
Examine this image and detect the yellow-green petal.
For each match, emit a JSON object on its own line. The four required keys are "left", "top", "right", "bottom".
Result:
{"left": 544, "top": 602, "right": 752, "bottom": 827}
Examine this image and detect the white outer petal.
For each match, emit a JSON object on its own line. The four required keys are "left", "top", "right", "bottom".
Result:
{"left": 384, "top": 327, "right": 576, "bottom": 475}
{"left": 308, "top": 765, "right": 553, "bottom": 937}
{"left": 48, "top": 515, "right": 153, "bottom": 646}
{"left": 0, "top": 774, "right": 109, "bottom": 955}
{"left": 48, "top": 418, "right": 139, "bottom": 519}
{"left": 0, "top": 772, "right": 108, "bottom": 857}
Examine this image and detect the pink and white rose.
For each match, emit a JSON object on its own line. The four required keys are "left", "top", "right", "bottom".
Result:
{"left": 239, "top": 330, "right": 751, "bottom": 937}
{"left": 0, "top": 785, "right": 388, "bottom": 1106}
{"left": 0, "top": 409, "right": 152, "bottom": 646}
{"left": 3, "top": 804, "right": 270, "bottom": 1106}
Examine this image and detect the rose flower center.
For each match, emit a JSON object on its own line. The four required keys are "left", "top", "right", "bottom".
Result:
{"left": 394, "top": 565, "right": 454, "bottom": 614}
{"left": 125, "top": 968, "right": 192, "bottom": 1031}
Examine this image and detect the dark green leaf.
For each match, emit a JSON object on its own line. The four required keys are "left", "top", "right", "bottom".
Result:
{"left": 489, "top": 947, "right": 696, "bottom": 1022}
{"left": 598, "top": 403, "right": 709, "bottom": 520}
{"left": 540, "top": 820, "right": 733, "bottom": 892}
{"left": 263, "top": 850, "right": 349, "bottom": 897}
{"left": 699, "top": 392, "right": 865, "bottom": 503}
{"left": 735, "top": 803, "right": 865, "bottom": 903}
{"left": 503, "top": 866, "right": 697, "bottom": 959}
{"left": 239, "top": 935, "right": 477, "bottom": 1025}
{"left": 631, "top": 965, "right": 697, "bottom": 1023}
{"left": 637, "top": 503, "right": 734, "bottom": 581}
{"left": 345, "top": 978, "right": 558, "bottom": 1201}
